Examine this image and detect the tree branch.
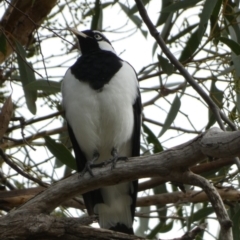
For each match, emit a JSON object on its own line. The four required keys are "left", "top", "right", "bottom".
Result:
{"left": 137, "top": 187, "right": 240, "bottom": 207}
{"left": 139, "top": 157, "right": 236, "bottom": 191}
{"left": 0, "top": 214, "right": 142, "bottom": 240}
{"left": 134, "top": 0, "right": 235, "bottom": 131}
{"left": 1, "top": 128, "right": 238, "bottom": 239}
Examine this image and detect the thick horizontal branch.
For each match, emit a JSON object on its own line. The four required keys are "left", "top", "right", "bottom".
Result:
{"left": 1, "top": 128, "right": 238, "bottom": 239}
{"left": 3, "top": 129, "right": 240, "bottom": 214}
{"left": 1, "top": 186, "right": 240, "bottom": 212}
{"left": 137, "top": 188, "right": 240, "bottom": 207}
{"left": 0, "top": 214, "right": 143, "bottom": 240}
{"left": 0, "top": 187, "right": 85, "bottom": 211}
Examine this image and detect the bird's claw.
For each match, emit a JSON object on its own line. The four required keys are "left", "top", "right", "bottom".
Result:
{"left": 109, "top": 148, "right": 128, "bottom": 170}
{"left": 80, "top": 162, "right": 94, "bottom": 177}
{"left": 79, "top": 151, "right": 99, "bottom": 177}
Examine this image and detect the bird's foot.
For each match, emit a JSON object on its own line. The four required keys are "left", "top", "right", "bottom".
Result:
{"left": 80, "top": 151, "right": 99, "bottom": 177}
{"left": 108, "top": 148, "right": 128, "bottom": 170}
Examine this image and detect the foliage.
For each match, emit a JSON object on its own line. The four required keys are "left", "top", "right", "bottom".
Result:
{"left": 0, "top": 0, "right": 240, "bottom": 239}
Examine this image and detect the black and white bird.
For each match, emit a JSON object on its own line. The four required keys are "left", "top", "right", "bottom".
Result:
{"left": 62, "top": 29, "right": 141, "bottom": 234}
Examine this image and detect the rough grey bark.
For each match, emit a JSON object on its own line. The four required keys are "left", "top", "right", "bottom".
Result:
{"left": 0, "top": 128, "right": 238, "bottom": 239}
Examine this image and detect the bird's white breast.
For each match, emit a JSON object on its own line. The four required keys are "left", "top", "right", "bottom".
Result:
{"left": 62, "top": 61, "right": 138, "bottom": 162}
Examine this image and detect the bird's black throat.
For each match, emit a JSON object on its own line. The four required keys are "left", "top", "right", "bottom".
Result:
{"left": 70, "top": 50, "right": 123, "bottom": 90}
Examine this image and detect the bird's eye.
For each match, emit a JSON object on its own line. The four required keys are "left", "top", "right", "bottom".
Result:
{"left": 94, "top": 34, "right": 103, "bottom": 40}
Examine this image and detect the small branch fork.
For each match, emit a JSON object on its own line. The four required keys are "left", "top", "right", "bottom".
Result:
{"left": 134, "top": 0, "right": 235, "bottom": 131}
{"left": 134, "top": 1, "right": 235, "bottom": 239}
{"left": 0, "top": 149, "right": 47, "bottom": 187}
{"left": 175, "top": 171, "right": 233, "bottom": 240}
{"left": 134, "top": 0, "right": 240, "bottom": 172}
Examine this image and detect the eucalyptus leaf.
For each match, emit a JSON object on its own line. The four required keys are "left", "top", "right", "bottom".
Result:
{"left": 15, "top": 40, "right": 37, "bottom": 115}
{"left": 147, "top": 220, "right": 173, "bottom": 238}
{"left": 158, "top": 55, "right": 174, "bottom": 75}
{"left": 219, "top": 37, "right": 240, "bottom": 55}
{"left": 162, "top": 0, "right": 202, "bottom": 13}
{"left": 143, "top": 123, "right": 163, "bottom": 153}
{"left": 156, "top": 0, "right": 172, "bottom": 26}
{"left": 192, "top": 207, "right": 214, "bottom": 222}
{"left": 0, "top": 32, "right": 7, "bottom": 56}
{"left": 206, "top": 81, "right": 223, "bottom": 129}
{"left": 198, "top": 0, "right": 218, "bottom": 40}
{"left": 229, "top": 203, "right": 240, "bottom": 240}
{"left": 45, "top": 136, "right": 76, "bottom": 170}
{"left": 118, "top": 2, "right": 147, "bottom": 37}
{"left": 25, "top": 80, "right": 61, "bottom": 92}
{"left": 159, "top": 95, "right": 181, "bottom": 137}
{"left": 179, "top": 28, "right": 200, "bottom": 62}
{"left": 167, "top": 23, "right": 198, "bottom": 44}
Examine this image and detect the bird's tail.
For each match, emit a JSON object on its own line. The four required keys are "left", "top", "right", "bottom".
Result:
{"left": 94, "top": 183, "right": 135, "bottom": 234}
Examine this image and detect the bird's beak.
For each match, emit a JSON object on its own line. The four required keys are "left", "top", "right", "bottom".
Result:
{"left": 68, "top": 27, "right": 88, "bottom": 38}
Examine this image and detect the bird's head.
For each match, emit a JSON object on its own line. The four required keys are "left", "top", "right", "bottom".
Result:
{"left": 69, "top": 29, "right": 115, "bottom": 54}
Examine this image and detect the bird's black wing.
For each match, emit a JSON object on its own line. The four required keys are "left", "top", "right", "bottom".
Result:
{"left": 67, "top": 124, "right": 103, "bottom": 215}
{"left": 130, "top": 88, "right": 142, "bottom": 222}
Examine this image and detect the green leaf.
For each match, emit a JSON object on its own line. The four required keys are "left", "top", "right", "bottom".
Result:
{"left": 118, "top": 2, "right": 141, "bottom": 27}
{"left": 118, "top": 2, "right": 147, "bottom": 38}
{"left": 178, "top": 28, "right": 201, "bottom": 62}
{"left": 206, "top": 81, "right": 224, "bottom": 129}
{"left": 152, "top": 41, "right": 158, "bottom": 57}
{"left": 91, "top": 0, "right": 102, "bottom": 30}
{"left": 161, "top": 12, "right": 174, "bottom": 41}
{"left": 211, "top": 0, "right": 223, "bottom": 20}
{"left": 45, "top": 136, "right": 77, "bottom": 170}
{"left": 162, "top": 0, "right": 202, "bottom": 13}
{"left": 192, "top": 207, "right": 214, "bottom": 222}
{"left": 129, "top": 0, "right": 150, "bottom": 15}
{"left": 218, "top": 37, "right": 240, "bottom": 55}
{"left": 232, "top": 55, "right": 240, "bottom": 77}
{"left": 232, "top": 56, "right": 240, "bottom": 113}
{"left": 159, "top": 95, "right": 181, "bottom": 137}
{"left": 223, "top": 1, "right": 240, "bottom": 43}
{"left": 198, "top": 0, "right": 218, "bottom": 40}
{"left": 167, "top": 23, "right": 198, "bottom": 44}
{"left": 147, "top": 220, "right": 173, "bottom": 238}
{"left": 15, "top": 40, "right": 37, "bottom": 114}
{"left": 24, "top": 80, "right": 61, "bottom": 92}
{"left": 158, "top": 55, "right": 174, "bottom": 75}
{"left": 142, "top": 123, "right": 163, "bottom": 154}
{"left": 229, "top": 204, "right": 240, "bottom": 240}
{"left": 210, "top": 0, "right": 222, "bottom": 41}
{"left": 0, "top": 32, "right": 7, "bottom": 56}
{"left": 156, "top": 0, "right": 172, "bottom": 26}
{"left": 84, "top": 2, "right": 114, "bottom": 18}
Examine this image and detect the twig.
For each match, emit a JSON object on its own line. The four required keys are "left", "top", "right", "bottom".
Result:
{"left": 1, "top": 126, "right": 67, "bottom": 149}
{"left": 134, "top": 0, "right": 236, "bottom": 131}
{"left": 139, "top": 157, "right": 235, "bottom": 192}
{"left": 183, "top": 171, "right": 232, "bottom": 240}
{"left": 143, "top": 117, "right": 201, "bottom": 134}
{"left": 10, "top": 117, "right": 36, "bottom": 151}
{"left": 0, "top": 149, "right": 48, "bottom": 187}
{"left": 0, "top": 171, "right": 15, "bottom": 190}
{"left": 7, "top": 111, "right": 64, "bottom": 133}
